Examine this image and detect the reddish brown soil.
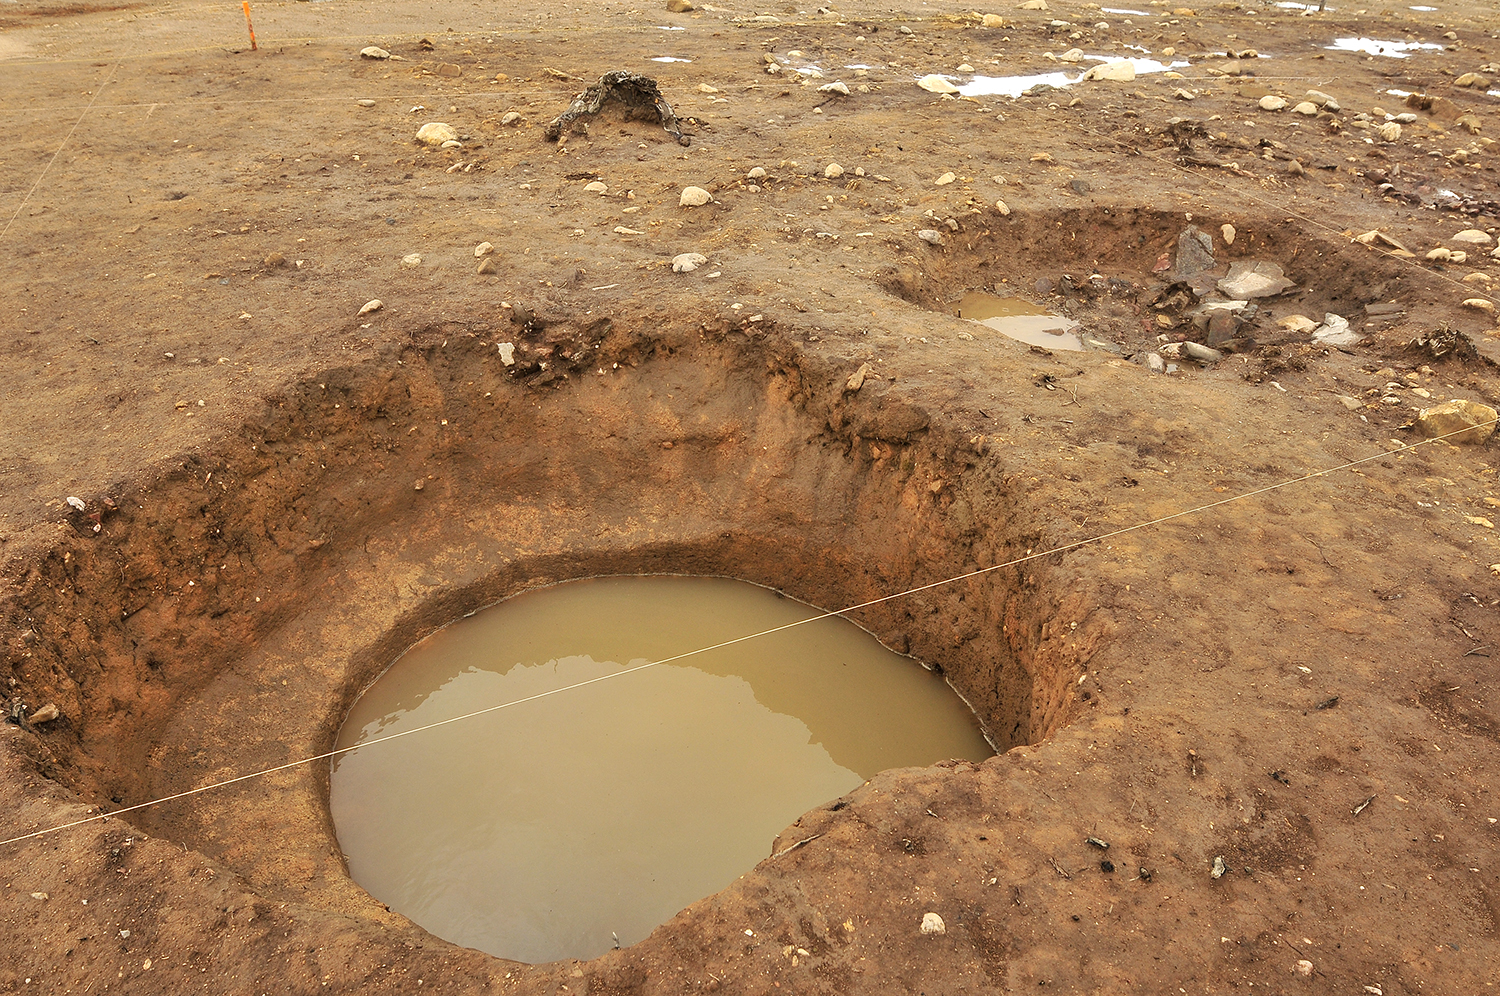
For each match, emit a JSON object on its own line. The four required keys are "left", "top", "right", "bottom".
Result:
{"left": 2, "top": 0, "right": 1498, "bottom": 993}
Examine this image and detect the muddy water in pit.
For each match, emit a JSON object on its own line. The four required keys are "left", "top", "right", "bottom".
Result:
{"left": 956, "top": 291, "right": 1085, "bottom": 351}
{"left": 331, "top": 576, "right": 993, "bottom": 964}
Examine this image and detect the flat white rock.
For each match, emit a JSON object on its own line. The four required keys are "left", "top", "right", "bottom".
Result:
{"left": 360, "top": 46, "right": 390, "bottom": 59}
{"left": 415, "top": 122, "right": 459, "bottom": 145}
{"left": 679, "top": 186, "right": 712, "bottom": 206}
{"left": 672, "top": 252, "right": 709, "bottom": 273}
{"left": 917, "top": 74, "right": 960, "bottom": 94}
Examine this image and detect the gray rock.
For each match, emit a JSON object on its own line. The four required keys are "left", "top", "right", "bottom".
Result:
{"left": 1311, "top": 313, "right": 1361, "bottom": 346}
{"left": 356, "top": 98, "right": 377, "bottom": 107}
{"left": 1144, "top": 351, "right": 1166, "bottom": 374}
{"left": 917, "top": 229, "right": 944, "bottom": 245}
{"left": 1175, "top": 225, "right": 1216, "bottom": 275}
{"left": 1217, "top": 260, "right": 1294, "bottom": 299}
{"left": 672, "top": 252, "right": 708, "bottom": 273}
{"left": 29, "top": 703, "right": 60, "bottom": 724}
{"left": 1181, "top": 341, "right": 1224, "bottom": 362}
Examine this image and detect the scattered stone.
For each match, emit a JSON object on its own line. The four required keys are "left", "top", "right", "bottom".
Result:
{"left": 475, "top": 242, "right": 495, "bottom": 258}
{"left": 358, "top": 299, "right": 383, "bottom": 316}
{"left": 995, "top": 199, "right": 1012, "bottom": 216}
{"left": 440, "top": 139, "right": 462, "bottom": 150}
{"left": 498, "top": 342, "right": 516, "bottom": 365}
{"left": 360, "top": 46, "right": 391, "bottom": 60}
{"left": 672, "top": 252, "right": 709, "bottom": 273}
{"left": 477, "top": 258, "right": 497, "bottom": 275}
{"left": 845, "top": 362, "right": 874, "bottom": 392}
{"left": 1069, "top": 178, "right": 1091, "bottom": 194}
{"left": 614, "top": 226, "right": 645, "bottom": 235}
{"left": 264, "top": 251, "right": 286, "bottom": 268}
{"left": 935, "top": 171, "right": 956, "bottom": 185}
{"left": 824, "top": 163, "right": 845, "bottom": 179}
{"left": 1454, "top": 72, "right": 1490, "bottom": 88}
{"left": 897, "top": 24, "right": 913, "bottom": 34}
{"left": 1144, "top": 351, "right": 1166, "bottom": 374}
{"left": 1464, "top": 298, "right": 1497, "bottom": 314}
{"left": 413, "top": 479, "right": 426, "bottom": 492}
{"left": 1221, "top": 223, "right": 1236, "bottom": 246}
{"left": 500, "top": 111, "right": 522, "bottom": 126}
{"left": 679, "top": 186, "right": 712, "bottom": 206}
{"left": 917, "top": 229, "right": 944, "bottom": 245}
{"left": 1453, "top": 229, "right": 1494, "bottom": 245}
{"left": 1217, "top": 260, "right": 1294, "bottom": 299}
{"left": 1376, "top": 122, "right": 1401, "bottom": 142}
{"left": 1058, "top": 48, "right": 1084, "bottom": 63}
{"left": 667, "top": 0, "right": 695, "bottom": 10}
{"left": 1181, "top": 341, "right": 1224, "bottom": 362}
{"left": 920, "top": 912, "right": 946, "bottom": 935}
{"left": 1304, "top": 89, "right": 1339, "bottom": 110}
{"left": 747, "top": 166, "right": 767, "bottom": 180}
{"left": 1292, "top": 101, "right": 1319, "bottom": 116}
{"left": 1259, "top": 95, "right": 1287, "bottom": 111}
{"left": 1211, "top": 856, "right": 1227, "bottom": 879}
{"left": 356, "top": 98, "right": 377, "bottom": 107}
{"left": 435, "top": 63, "right": 462, "bottom": 77}
{"left": 982, "top": 13, "right": 1006, "bottom": 26}
{"left": 1084, "top": 60, "right": 1135, "bottom": 82}
{"left": 957, "top": 64, "right": 974, "bottom": 73}
{"left": 1296, "top": 961, "right": 1314, "bottom": 977}
{"left": 818, "top": 81, "right": 851, "bottom": 95}
{"left": 415, "top": 122, "right": 459, "bottom": 145}
{"left": 1336, "top": 395, "right": 1364, "bottom": 410}
{"left": 401, "top": 253, "right": 422, "bottom": 268}
{"left": 30, "top": 892, "right": 49, "bottom": 901}
{"left": 1312, "top": 313, "right": 1361, "bottom": 347}
{"left": 30, "top": 703, "right": 59, "bottom": 724}
{"left": 1416, "top": 399, "right": 1498, "bottom": 444}
{"left": 1426, "top": 248, "right": 1454, "bottom": 261}
{"left": 1463, "top": 272, "right": 1494, "bottom": 286}
{"left": 917, "top": 74, "right": 960, "bottom": 94}
{"left": 1175, "top": 225, "right": 1216, "bottom": 275}
{"left": 584, "top": 180, "right": 608, "bottom": 193}
{"left": 1016, "top": 0, "right": 1048, "bottom": 8}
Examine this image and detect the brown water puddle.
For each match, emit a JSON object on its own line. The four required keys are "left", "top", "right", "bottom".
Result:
{"left": 330, "top": 575, "right": 993, "bottom": 964}
{"left": 956, "top": 291, "right": 1085, "bottom": 351}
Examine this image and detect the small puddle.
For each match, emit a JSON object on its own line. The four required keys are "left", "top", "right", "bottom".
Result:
{"left": 649, "top": 56, "right": 692, "bottom": 63}
{"left": 959, "top": 57, "right": 1188, "bottom": 98}
{"left": 957, "top": 292, "right": 1085, "bottom": 350}
{"left": 331, "top": 576, "right": 992, "bottom": 964}
{"left": 1325, "top": 37, "right": 1442, "bottom": 57}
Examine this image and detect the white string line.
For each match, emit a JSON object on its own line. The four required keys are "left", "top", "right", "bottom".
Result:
{"left": 4, "top": 413, "right": 1496, "bottom": 849}
{"left": 0, "top": 60, "right": 118, "bottom": 244}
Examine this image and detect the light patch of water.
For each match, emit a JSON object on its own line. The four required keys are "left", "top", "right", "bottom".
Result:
{"left": 331, "top": 576, "right": 992, "bottom": 964}
{"left": 650, "top": 56, "right": 692, "bottom": 63}
{"left": 1409, "top": 5, "right": 1437, "bottom": 9}
{"left": 1101, "top": 7, "right": 1149, "bottom": 14}
{"left": 959, "top": 57, "right": 1187, "bottom": 98}
{"left": 656, "top": 24, "right": 686, "bottom": 30}
{"left": 1275, "top": 1, "right": 1334, "bottom": 9}
{"left": 1325, "top": 37, "right": 1442, "bottom": 57}
{"left": 957, "top": 292, "right": 1085, "bottom": 351}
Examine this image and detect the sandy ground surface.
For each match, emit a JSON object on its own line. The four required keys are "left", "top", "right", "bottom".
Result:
{"left": 2, "top": 0, "right": 1500, "bottom": 992}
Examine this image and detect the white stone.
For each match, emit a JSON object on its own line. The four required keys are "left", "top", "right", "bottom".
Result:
{"left": 358, "top": 299, "right": 383, "bottom": 316}
{"left": 1259, "top": 95, "right": 1287, "bottom": 111}
{"left": 1058, "top": 48, "right": 1084, "bottom": 62}
{"left": 584, "top": 180, "right": 608, "bottom": 193}
{"left": 1464, "top": 298, "right": 1497, "bottom": 313}
{"left": 917, "top": 74, "right": 960, "bottom": 94}
{"left": 415, "top": 122, "right": 459, "bottom": 146}
{"left": 440, "top": 139, "right": 462, "bottom": 149}
{"left": 500, "top": 111, "right": 522, "bottom": 126}
{"left": 995, "top": 199, "right": 1012, "bottom": 216}
{"left": 1453, "top": 229, "right": 1494, "bottom": 245}
{"left": 679, "top": 186, "right": 712, "bottom": 206}
{"left": 672, "top": 252, "right": 709, "bottom": 273}
{"left": 1017, "top": 0, "right": 1048, "bottom": 8}
{"left": 498, "top": 342, "right": 516, "bottom": 365}
{"left": 921, "top": 912, "right": 946, "bottom": 935}
{"left": 747, "top": 167, "right": 767, "bottom": 180}
{"left": 401, "top": 253, "right": 422, "bottom": 268}
{"left": 818, "top": 81, "right": 851, "bottom": 95}
{"left": 824, "top": 162, "right": 845, "bottom": 178}
{"left": 917, "top": 229, "right": 944, "bottom": 245}
{"left": 1085, "top": 60, "right": 1135, "bottom": 82}
{"left": 982, "top": 13, "right": 1006, "bottom": 26}
{"left": 1377, "top": 122, "right": 1401, "bottom": 142}
{"left": 1221, "top": 223, "right": 1236, "bottom": 245}
{"left": 1295, "top": 961, "right": 1314, "bottom": 977}
{"left": 935, "top": 171, "right": 956, "bottom": 185}
{"left": 360, "top": 46, "right": 390, "bottom": 59}
{"left": 1292, "top": 101, "right": 1319, "bottom": 115}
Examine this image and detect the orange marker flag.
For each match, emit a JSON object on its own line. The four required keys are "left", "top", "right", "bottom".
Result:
{"left": 242, "top": 1, "right": 258, "bottom": 51}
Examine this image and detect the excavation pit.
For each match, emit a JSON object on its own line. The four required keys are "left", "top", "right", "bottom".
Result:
{"left": 330, "top": 575, "right": 993, "bottom": 963}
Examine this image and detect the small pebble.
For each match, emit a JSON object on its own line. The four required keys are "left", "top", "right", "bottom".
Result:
{"left": 357, "top": 299, "right": 383, "bottom": 316}
{"left": 474, "top": 242, "right": 494, "bottom": 258}
{"left": 356, "top": 98, "right": 377, "bottom": 107}
{"left": 920, "top": 912, "right": 945, "bottom": 935}
{"left": 500, "top": 111, "right": 522, "bottom": 126}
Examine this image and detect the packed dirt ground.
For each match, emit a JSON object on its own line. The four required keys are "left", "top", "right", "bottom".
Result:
{"left": 2, "top": 0, "right": 1499, "bottom": 992}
